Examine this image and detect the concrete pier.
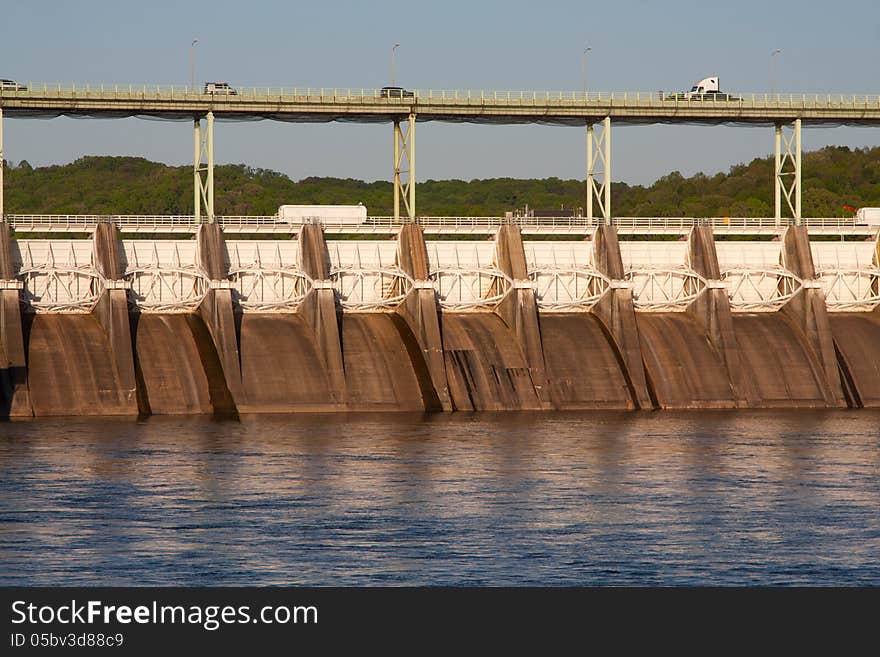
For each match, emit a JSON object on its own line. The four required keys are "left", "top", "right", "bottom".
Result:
{"left": 0, "top": 222, "right": 30, "bottom": 417}
{"left": 394, "top": 224, "right": 451, "bottom": 411}
{"left": 590, "top": 225, "right": 653, "bottom": 408}
{"left": 196, "top": 223, "right": 243, "bottom": 410}
{"left": 777, "top": 226, "right": 847, "bottom": 407}
{"left": 493, "top": 225, "right": 552, "bottom": 409}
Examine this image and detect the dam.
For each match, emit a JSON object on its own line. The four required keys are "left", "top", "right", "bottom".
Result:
{"left": 0, "top": 219, "right": 878, "bottom": 417}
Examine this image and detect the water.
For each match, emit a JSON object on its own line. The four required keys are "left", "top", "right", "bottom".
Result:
{"left": 1, "top": 410, "right": 878, "bottom": 586}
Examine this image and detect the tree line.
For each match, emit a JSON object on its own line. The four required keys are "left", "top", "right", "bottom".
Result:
{"left": 3, "top": 145, "right": 878, "bottom": 217}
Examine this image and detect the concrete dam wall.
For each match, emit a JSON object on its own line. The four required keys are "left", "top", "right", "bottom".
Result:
{"left": 1, "top": 220, "right": 878, "bottom": 417}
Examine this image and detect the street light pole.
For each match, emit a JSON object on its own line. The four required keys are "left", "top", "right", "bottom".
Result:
{"left": 391, "top": 43, "right": 400, "bottom": 87}
{"left": 582, "top": 46, "right": 591, "bottom": 97}
{"left": 770, "top": 48, "right": 781, "bottom": 97}
{"left": 190, "top": 39, "right": 198, "bottom": 92}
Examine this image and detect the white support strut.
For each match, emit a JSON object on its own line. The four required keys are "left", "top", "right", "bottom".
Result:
{"left": 194, "top": 111, "right": 215, "bottom": 223}
{"left": 586, "top": 116, "right": 611, "bottom": 225}
{"left": 775, "top": 119, "right": 802, "bottom": 225}
{"left": 393, "top": 113, "right": 416, "bottom": 222}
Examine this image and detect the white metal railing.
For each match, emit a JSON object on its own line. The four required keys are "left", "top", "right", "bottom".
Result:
{"left": 6, "top": 214, "right": 871, "bottom": 234}
{"left": 3, "top": 83, "right": 880, "bottom": 107}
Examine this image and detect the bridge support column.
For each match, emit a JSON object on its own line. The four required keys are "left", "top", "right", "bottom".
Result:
{"left": 587, "top": 116, "right": 611, "bottom": 225}
{"left": 395, "top": 223, "right": 452, "bottom": 410}
{"left": 194, "top": 112, "right": 215, "bottom": 224}
{"left": 494, "top": 224, "right": 552, "bottom": 408}
{"left": 686, "top": 226, "right": 756, "bottom": 405}
{"left": 196, "top": 223, "right": 242, "bottom": 408}
{"left": 393, "top": 113, "right": 416, "bottom": 222}
{"left": 0, "top": 221, "right": 30, "bottom": 417}
{"left": 775, "top": 119, "right": 802, "bottom": 225}
{"left": 590, "top": 225, "right": 652, "bottom": 408}
{"left": 91, "top": 222, "right": 138, "bottom": 413}
{"left": 780, "top": 225, "right": 846, "bottom": 406}
{"left": 297, "top": 222, "right": 346, "bottom": 405}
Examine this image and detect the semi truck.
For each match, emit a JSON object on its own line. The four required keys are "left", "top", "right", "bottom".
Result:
{"left": 277, "top": 204, "right": 367, "bottom": 225}
{"left": 667, "top": 76, "right": 739, "bottom": 101}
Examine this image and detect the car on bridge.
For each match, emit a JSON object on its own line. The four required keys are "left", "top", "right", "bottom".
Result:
{"left": 0, "top": 79, "right": 27, "bottom": 91}
{"left": 380, "top": 86, "right": 414, "bottom": 98}
{"left": 203, "top": 81, "right": 237, "bottom": 95}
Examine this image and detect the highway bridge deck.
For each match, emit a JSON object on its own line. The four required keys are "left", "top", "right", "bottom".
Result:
{"left": 3, "top": 85, "right": 880, "bottom": 125}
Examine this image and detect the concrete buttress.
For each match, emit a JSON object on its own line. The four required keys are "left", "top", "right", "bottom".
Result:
{"left": 91, "top": 222, "right": 138, "bottom": 413}
{"left": 493, "top": 224, "right": 552, "bottom": 408}
{"left": 394, "top": 224, "right": 452, "bottom": 410}
{"left": 0, "top": 222, "right": 31, "bottom": 416}
{"left": 686, "top": 226, "right": 757, "bottom": 405}
{"left": 780, "top": 226, "right": 847, "bottom": 407}
{"left": 296, "top": 223, "right": 346, "bottom": 405}
{"left": 196, "top": 223, "right": 243, "bottom": 408}
{"left": 590, "top": 225, "right": 653, "bottom": 408}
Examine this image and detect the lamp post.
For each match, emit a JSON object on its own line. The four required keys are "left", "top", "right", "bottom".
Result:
{"left": 391, "top": 43, "right": 400, "bottom": 87}
{"left": 770, "top": 48, "right": 781, "bottom": 97}
{"left": 582, "top": 46, "right": 591, "bottom": 97}
{"left": 190, "top": 39, "right": 198, "bottom": 92}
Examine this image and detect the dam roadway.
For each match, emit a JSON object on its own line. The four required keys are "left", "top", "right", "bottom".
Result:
{"left": 0, "top": 219, "right": 878, "bottom": 417}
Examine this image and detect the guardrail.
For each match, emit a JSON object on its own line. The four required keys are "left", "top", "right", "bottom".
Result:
{"left": 3, "top": 83, "right": 880, "bottom": 106}
{"left": 4, "top": 214, "right": 876, "bottom": 235}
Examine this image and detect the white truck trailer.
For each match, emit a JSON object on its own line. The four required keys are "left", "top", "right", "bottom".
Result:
{"left": 855, "top": 207, "right": 880, "bottom": 226}
{"left": 277, "top": 204, "right": 367, "bottom": 225}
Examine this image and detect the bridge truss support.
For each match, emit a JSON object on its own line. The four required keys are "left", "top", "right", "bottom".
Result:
{"left": 775, "top": 118, "right": 802, "bottom": 225}
{"left": 586, "top": 116, "right": 611, "bottom": 225}
{"left": 194, "top": 112, "right": 215, "bottom": 224}
{"left": 393, "top": 113, "right": 416, "bottom": 222}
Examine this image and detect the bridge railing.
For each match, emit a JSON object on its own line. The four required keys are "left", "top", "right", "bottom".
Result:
{"left": 4, "top": 214, "right": 870, "bottom": 234}
{"left": 3, "top": 83, "right": 880, "bottom": 107}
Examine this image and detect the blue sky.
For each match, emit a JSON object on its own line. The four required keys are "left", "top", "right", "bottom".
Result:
{"left": 2, "top": 0, "right": 878, "bottom": 186}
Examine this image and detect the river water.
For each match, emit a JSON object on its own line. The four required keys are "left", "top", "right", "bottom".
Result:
{"left": 1, "top": 410, "right": 878, "bottom": 586}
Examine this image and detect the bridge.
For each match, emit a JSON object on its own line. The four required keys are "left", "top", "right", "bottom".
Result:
{"left": 3, "top": 83, "right": 880, "bottom": 228}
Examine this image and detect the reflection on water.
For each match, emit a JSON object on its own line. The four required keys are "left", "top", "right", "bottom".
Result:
{"left": 1, "top": 411, "right": 879, "bottom": 585}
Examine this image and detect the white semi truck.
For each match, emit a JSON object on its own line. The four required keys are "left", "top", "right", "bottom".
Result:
{"left": 684, "top": 76, "right": 720, "bottom": 99}
{"left": 668, "top": 76, "right": 738, "bottom": 101}
{"left": 277, "top": 204, "right": 367, "bottom": 226}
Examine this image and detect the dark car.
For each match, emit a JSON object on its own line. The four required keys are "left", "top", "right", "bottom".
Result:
{"left": 0, "top": 79, "right": 27, "bottom": 91}
{"left": 380, "top": 86, "right": 414, "bottom": 98}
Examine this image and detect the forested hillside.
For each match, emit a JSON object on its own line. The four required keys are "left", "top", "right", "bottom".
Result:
{"left": 3, "top": 145, "right": 879, "bottom": 217}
